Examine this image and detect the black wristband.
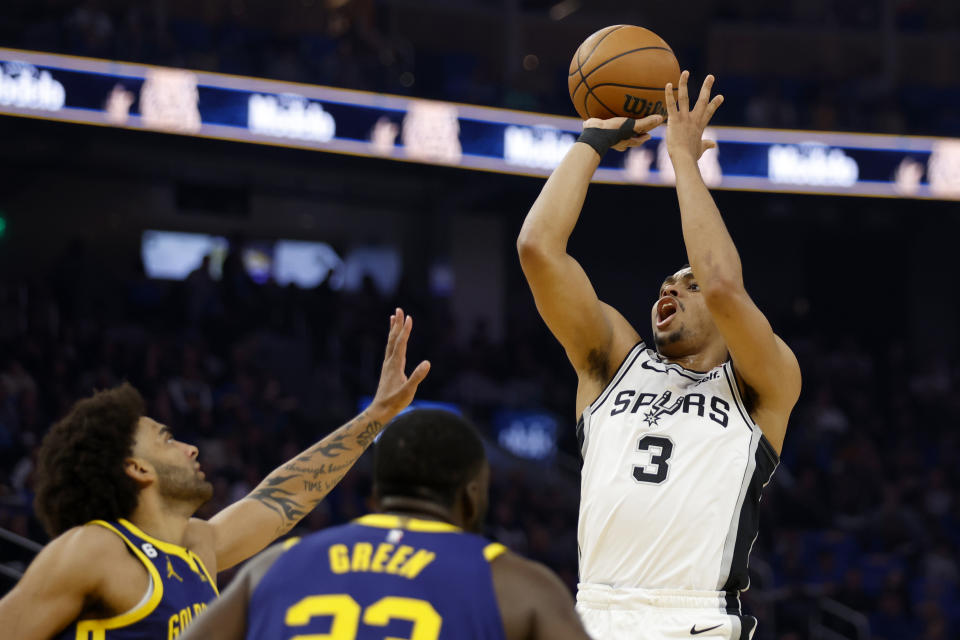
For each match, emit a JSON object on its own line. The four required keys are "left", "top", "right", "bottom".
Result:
{"left": 576, "top": 118, "right": 638, "bottom": 158}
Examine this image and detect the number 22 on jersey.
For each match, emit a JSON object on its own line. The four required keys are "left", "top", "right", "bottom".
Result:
{"left": 285, "top": 594, "right": 442, "bottom": 640}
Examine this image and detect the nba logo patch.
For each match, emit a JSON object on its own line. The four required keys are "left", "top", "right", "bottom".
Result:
{"left": 387, "top": 529, "right": 404, "bottom": 545}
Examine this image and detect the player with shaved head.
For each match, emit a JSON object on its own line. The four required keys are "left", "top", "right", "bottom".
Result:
{"left": 517, "top": 72, "right": 801, "bottom": 639}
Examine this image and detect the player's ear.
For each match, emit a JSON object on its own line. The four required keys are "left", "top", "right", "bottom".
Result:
{"left": 462, "top": 478, "right": 483, "bottom": 530}
{"left": 124, "top": 456, "right": 155, "bottom": 486}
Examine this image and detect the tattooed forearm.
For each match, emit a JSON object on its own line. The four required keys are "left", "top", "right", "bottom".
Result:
{"left": 249, "top": 486, "right": 307, "bottom": 532}
{"left": 248, "top": 408, "right": 394, "bottom": 538}
{"left": 303, "top": 479, "right": 336, "bottom": 493}
{"left": 282, "top": 461, "right": 352, "bottom": 479}
{"left": 314, "top": 433, "right": 351, "bottom": 457}
{"left": 355, "top": 419, "right": 383, "bottom": 448}
{"left": 264, "top": 473, "right": 297, "bottom": 486}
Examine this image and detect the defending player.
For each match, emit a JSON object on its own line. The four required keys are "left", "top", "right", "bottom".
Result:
{"left": 178, "top": 409, "right": 591, "bottom": 640}
{"left": 0, "top": 309, "right": 430, "bottom": 640}
{"left": 517, "top": 72, "right": 801, "bottom": 639}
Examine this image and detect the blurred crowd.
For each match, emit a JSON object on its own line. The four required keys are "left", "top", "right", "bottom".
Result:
{"left": 0, "top": 237, "right": 959, "bottom": 640}
{"left": 2, "top": 0, "right": 958, "bottom": 136}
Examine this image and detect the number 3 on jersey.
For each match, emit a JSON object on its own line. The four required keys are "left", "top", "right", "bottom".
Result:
{"left": 285, "top": 594, "right": 442, "bottom": 640}
{"left": 631, "top": 435, "right": 674, "bottom": 484}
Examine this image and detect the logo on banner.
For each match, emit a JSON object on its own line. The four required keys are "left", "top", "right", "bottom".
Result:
{"left": 768, "top": 142, "right": 858, "bottom": 187}
{"left": 248, "top": 93, "right": 336, "bottom": 142}
{"left": 140, "top": 68, "right": 201, "bottom": 133}
{"left": 105, "top": 84, "right": 135, "bottom": 124}
{"left": 402, "top": 101, "right": 461, "bottom": 164}
{"left": 504, "top": 125, "right": 575, "bottom": 169}
{"left": 0, "top": 62, "right": 65, "bottom": 111}
{"left": 928, "top": 139, "right": 960, "bottom": 199}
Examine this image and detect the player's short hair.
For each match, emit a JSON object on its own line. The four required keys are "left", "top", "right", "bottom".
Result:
{"left": 373, "top": 409, "right": 486, "bottom": 508}
{"left": 660, "top": 264, "right": 693, "bottom": 289}
{"left": 35, "top": 383, "right": 145, "bottom": 537}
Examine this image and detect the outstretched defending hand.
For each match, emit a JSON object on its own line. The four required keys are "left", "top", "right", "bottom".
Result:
{"left": 370, "top": 308, "right": 431, "bottom": 416}
{"left": 664, "top": 70, "right": 724, "bottom": 162}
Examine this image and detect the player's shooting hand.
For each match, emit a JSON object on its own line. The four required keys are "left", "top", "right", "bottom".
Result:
{"left": 582, "top": 114, "right": 663, "bottom": 152}
{"left": 664, "top": 70, "right": 723, "bottom": 162}
{"left": 370, "top": 308, "right": 431, "bottom": 417}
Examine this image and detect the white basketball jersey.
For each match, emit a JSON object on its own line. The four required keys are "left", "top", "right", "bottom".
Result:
{"left": 577, "top": 341, "right": 779, "bottom": 598}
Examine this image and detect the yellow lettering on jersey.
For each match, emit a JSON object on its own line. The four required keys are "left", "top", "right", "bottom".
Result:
{"left": 330, "top": 543, "right": 436, "bottom": 578}
{"left": 286, "top": 594, "right": 361, "bottom": 639}
{"left": 364, "top": 597, "right": 442, "bottom": 640}
{"left": 399, "top": 550, "right": 436, "bottom": 579}
{"left": 329, "top": 544, "right": 350, "bottom": 574}
{"left": 385, "top": 545, "right": 414, "bottom": 574}
{"left": 167, "top": 602, "right": 206, "bottom": 639}
{"left": 284, "top": 594, "right": 443, "bottom": 640}
{"left": 351, "top": 542, "right": 373, "bottom": 572}
{"left": 370, "top": 543, "right": 394, "bottom": 573}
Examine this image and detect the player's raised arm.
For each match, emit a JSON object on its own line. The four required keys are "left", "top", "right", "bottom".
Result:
{"left": 517, "top": 115, "right": 660, "bottom": 386}
{"left": 193, "top": 309, "right": 430, "bottom": 571}
{"left": 663, "top": 71, "right": 801, "bottom": 452}
{"left": 0, "top": 526, "right": 117, "bottom": 640}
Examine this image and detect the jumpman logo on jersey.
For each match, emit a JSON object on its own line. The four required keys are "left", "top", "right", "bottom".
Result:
{"left": 642, "top": 390, "right": 684, "bottom": 426}
{"left": 166, "top": 556, "right": 183, "bottom": 582}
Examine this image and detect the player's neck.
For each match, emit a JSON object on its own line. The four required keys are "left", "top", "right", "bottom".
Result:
{"left": 379, "top": 497, "right": 460, "bottom": 527}
{"left": 660, "top": 341, "right": 728, "bottom": 373}
{"left": 127, "top": 490, "right": 194, "bottom": 547}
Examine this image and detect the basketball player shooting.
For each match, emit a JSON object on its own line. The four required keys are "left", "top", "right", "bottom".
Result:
{"left": 517, "top": 72, "right": 801, "bottom": 639}
{"left": 0, "top": 309, "right": 429, "bottom": 640}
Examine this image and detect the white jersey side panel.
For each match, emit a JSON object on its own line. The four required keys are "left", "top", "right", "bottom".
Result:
{"left": 577, "top": 342, "right": 778, "bottom": 593}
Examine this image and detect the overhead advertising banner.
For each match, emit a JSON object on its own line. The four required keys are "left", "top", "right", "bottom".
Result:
{"left": 1, "top": 47, "right": 957, "bottom": 200}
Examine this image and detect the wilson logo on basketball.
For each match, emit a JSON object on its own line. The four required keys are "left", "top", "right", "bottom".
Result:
{"left": 622, "top": 95, "right": 666, "bottom": 118}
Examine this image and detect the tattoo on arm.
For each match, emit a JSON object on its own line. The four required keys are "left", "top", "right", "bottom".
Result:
{"left": 313, "top": 433, "right": 351, "bottom": 457}
{"left": 282, "top": 461, "right": 352, "bottom": 479}
{"left": 248, "top": 485, "right": 307, "bottom": 533}
{"left": 248, "top": 415, "right": 385, "bottom": 535}
{"left": 355, "top": 420, "right": 383, "bottom": 448}
{"left": 303, "top": 479, "right": 335, "bottom": 493}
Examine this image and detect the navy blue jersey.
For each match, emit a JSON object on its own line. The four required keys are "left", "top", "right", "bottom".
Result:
{"left": 54, "top": 519, "right": 218, "bottom": 640}
{"left": 247, "top": 514, "right": 508, "bottom": 640}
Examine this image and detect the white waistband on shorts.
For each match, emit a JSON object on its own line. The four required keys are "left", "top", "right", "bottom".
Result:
{"left": 576, "top": 582, "right": 732, "bottom": 612}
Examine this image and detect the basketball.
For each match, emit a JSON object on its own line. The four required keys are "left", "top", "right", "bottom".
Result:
{"left": 568, "top": 25, "right": 681, "bottom": 120}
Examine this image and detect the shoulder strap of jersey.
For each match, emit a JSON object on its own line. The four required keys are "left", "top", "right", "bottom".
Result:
{"left": 483, "top": 542, "right": 507, "bottom": 562}
{"left": 354, "top": 514, "right": 461, "bottom": 533}
{"left": 73, "top": 521, "right": 165, "bottom": 640}
{"left": 585, "top": 340, "right": 646, "bottom": 415}
{"left": 113, "top": 518, "right": 218, "bottom": 594}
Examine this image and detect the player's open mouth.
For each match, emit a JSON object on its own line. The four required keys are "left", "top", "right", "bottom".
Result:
{"left": 656, "top": 297, "right": 678, "bottom": 328}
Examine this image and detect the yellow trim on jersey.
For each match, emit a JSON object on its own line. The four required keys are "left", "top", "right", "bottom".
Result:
{"left": 194, "top": 553, "right": 219, "bottom": 597}
{"left": 282, "top": 537, "right": 302, "bottom": 550}
{"left": 117, "top": 518, "right": 216, "bottom": 592}
{"left": 355, "top": 514, "right": 461, "bottom": 533}
{"left": 483, "top": 543, "right": 507, "bottom": 562}
{"left": 75, "top": 521, "right": 165, "bottom": 640}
